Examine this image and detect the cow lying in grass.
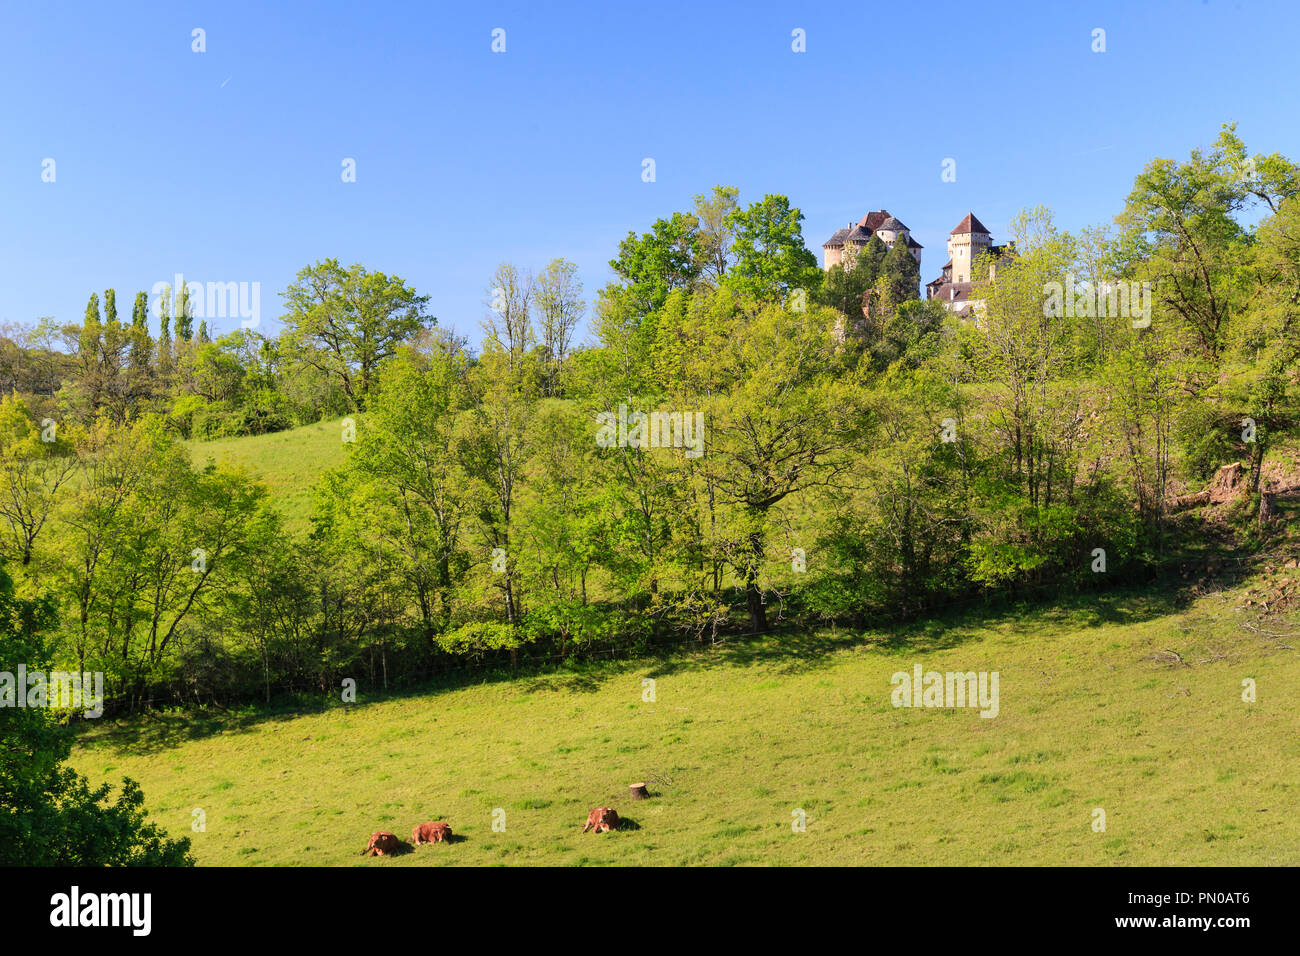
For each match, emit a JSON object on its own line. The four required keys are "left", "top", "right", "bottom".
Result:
{"left": 581, "top": 807, "right": 620, "bottom": 833}
{"left": 412, "top": 821, "right": 452, "bottom": 845}
{"left": 360, "top": 832, "right": 403, "bottom": 856}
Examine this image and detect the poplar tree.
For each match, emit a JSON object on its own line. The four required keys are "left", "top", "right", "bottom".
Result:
{"left": 100, "top": 289, "right": 129, "bottom": 419}
{"left": 78, "top": 294, "right": 104, "bottom": 411}
{"left": 174, "top": 283, "right": 194, "bottom": 342}
{"left": 80, "top": 293, "right": 102, "bottom": 359}
{"left": 129, "top": 291, "right": 153, "bottom": 373}
{"left": 157, "top": 286, "right": 174, "bottom": 376}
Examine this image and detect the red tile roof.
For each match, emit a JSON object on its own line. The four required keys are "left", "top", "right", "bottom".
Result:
{"left": 950, "top": 212, "right": 991, "bottom": 236}
{"left": 858, "top": 210, "right": 892, "bottom": 231}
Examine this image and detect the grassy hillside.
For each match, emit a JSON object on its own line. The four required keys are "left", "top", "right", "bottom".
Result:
{"left": 71, "top": 574, "right": 1300, "bottom": 866}
{"left": 187, "top": 418, "right": 350, "bottom": 534}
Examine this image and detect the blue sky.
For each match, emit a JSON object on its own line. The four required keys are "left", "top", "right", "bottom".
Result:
{"left": 1, "top": 0, "right": 1296, "bottom": 345}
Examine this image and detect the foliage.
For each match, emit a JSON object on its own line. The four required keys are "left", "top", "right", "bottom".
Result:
{"left": 0, "top": 564, "right": 191, "bottom": 865}
{"left": 0, "top": 132, "right": 1295, "bottom": 713}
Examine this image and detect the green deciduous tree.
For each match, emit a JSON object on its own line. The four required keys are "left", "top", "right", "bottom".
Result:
{"left": 281, "top": 259, "right": 433, "bottom": 411}
{"left": 725, "top": 194, "right": 821, "bottom": 304}
{"left": 693, "top": 184, "right": 740, "bottom": 284}
{"left": 533, "top": 258, "right": 584, "bottom": 396}
{"left": 608, "top": 211, "right": 702, "bottom": 317}
{"left": 0, "top": 564, "right": 192, "bottom": 865}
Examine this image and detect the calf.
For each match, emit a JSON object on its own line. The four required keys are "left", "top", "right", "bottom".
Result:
{"left": 411, "top": 821, "right": 452, "bottom": 845}
{"left": 581, "top": 807, "right": 620, "bottom": 833}
{"left": 360, "top": 831, "right": 402, "bottom": 857}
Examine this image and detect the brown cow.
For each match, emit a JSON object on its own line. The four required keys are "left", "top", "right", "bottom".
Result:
{"left": 411, "top": 821, "right": 452, "bottom": 845}
{"left": 360, "top": 831, "right": 402, "bottom": 857}
{"left": 581, "top": 807, "right": 620, "bottom": 833}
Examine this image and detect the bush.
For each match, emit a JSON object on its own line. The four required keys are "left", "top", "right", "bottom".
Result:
{"left": 0, "top": 565, "right": 192, "bottom": 866}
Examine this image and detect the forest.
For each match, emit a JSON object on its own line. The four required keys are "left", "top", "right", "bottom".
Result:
{"left": 2, "top": 125, "right": 1297, "bottom": 713}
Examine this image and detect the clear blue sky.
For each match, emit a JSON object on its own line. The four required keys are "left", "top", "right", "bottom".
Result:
{"left": 2, "top": 0, "right": 1296, "bottom": 344}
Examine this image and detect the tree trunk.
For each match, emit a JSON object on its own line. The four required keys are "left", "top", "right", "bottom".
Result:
{"left": 746, "top": 574, "right": 767, "bottom": 633}
{"left": 1248, "top": 441, "right": 1264, "bottom": 495}
{"left": 1260, "top": 490, "right": 1277, "bottom": 527}
{"left": 744, "top": 525, "right": 768, "bottom": 632}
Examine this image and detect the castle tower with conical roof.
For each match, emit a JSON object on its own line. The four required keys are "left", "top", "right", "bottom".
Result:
{"left": 947, "top": 212, "right": 992, "bottom": 284}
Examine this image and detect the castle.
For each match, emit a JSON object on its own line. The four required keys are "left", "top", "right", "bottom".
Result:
{"left": 923, "top": 213, "right": 1014, "bottom": 317}
{"left": 823, "top": 210, "right": 1013, "bottom": 318}
{"left": 822, "top": 211, "right": 922, "bottom": 270}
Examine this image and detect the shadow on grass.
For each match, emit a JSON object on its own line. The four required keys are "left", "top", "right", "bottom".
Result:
{"left": 78, "top": 568, "right": 1221, "bottom": 758}
{"left": 413, "top": 833, "right": 466, "bottom": 846}
{"left": 642, "top": 572, "right": 1214, "bottom": 682}
{"left": 361, "top": 840, "right": 414, "bottom": 858}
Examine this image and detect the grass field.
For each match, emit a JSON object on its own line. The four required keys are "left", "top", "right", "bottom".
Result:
{"left": 71, "top": 576, "right": 1300, "bottom": 866}
{"left": 186, "top": 418, "right": 349, "bottom": 534}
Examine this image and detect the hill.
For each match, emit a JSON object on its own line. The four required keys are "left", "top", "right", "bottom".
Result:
{"left": 186, "top": 418, "right": 350, "bottom": 534}
{"left": 70, "top": 572, "right": 1300, "bottom": 866}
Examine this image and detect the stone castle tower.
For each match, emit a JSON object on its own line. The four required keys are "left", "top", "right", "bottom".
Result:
{"left": 925, "top": 212, "right": 1014, "bottom": 318}
{"left": 946, "top": 212, "right": 992, "bottom": 284}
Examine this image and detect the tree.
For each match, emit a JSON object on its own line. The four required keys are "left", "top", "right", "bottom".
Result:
{"left": 702, "top": 297, "right": 864, "bottom": 631}
{"left": 78, "top": 293, "right": 104, "bottom": 413}
{"left": 156, "top": 287, "right": 174, "bottom": 378}
{"left": 1117, "top": 125, "right": 1285, "bottom": 362}
{"left": 518, "top": 402, "right": 607, "bottom": 651}
{"left": 533, "top": 258, "right": 584, "bottom": 395}
{"left": 457, "top": 343, "right": 536, "bottom": 650}
{"left": 55, "top": 417, "right": 266, "bottom": 696}
{"left": 0, "top": 563, "right": 192, "bottom": 865}
{"left": 0, "top": 394, "right": 77, "bottom": 567}
{"left": 608, "top": 211, "right": 702, "bottom": 316}
{"left": 961, "top": 207, "right": 1103, "bottom": 586}
{"left": 174, "top": 282, "right": 194, "bottom": 342}
{"left": 818, "top": 236, "right": 888, "bottom": 327}
{"left": 128, "top": 291, "right": 153, "bottom": 375}
{"left": 725, "top": 194, "right": 821, "bottom": 303}
{"left": 483, "top": 261, "right": 535, "bottom": 371}
{"left": 99, "top": 289, "right": 129, "bottom": 422}
{"left": 807, "top": 367, "right": 967, "bottom": 621}
{"left": 1230, "top": 192, "right": 1300, "bottom": 506}
{"left": 324, "top": 334, "right": 471, "bottom": 653}
{"left": 103, "top": 289, "right": 122, "bottom": 354}
{"left": 280, "top": 259, "right": 433, "bottom": 411}
{"left": 693, "top": 185, "right": 740, "bottom": 283}
{"left": 879, "top": 234, "right": 921, "bottom": 306}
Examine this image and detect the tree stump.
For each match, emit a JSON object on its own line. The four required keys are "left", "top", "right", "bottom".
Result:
{"left": 629, "top": 782, "right": 649, "bottom": 800}
{"left": 1260, "top": 491, "right": 1277, "bottom": 526}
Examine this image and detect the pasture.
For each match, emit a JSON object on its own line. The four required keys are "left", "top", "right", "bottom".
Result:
{"left": 71, "top": 578, "right": 1300, "bottom": 866}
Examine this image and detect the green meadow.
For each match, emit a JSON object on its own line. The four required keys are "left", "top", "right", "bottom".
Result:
{"left": 186, "top": 418, "right": 349, "bottom": 534}
{"left": 71, "top": 579, "right": 1300, "bottom": 866}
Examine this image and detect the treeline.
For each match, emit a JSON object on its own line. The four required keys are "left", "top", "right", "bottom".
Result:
{"left": 1, "top": 125, "right": 1298, "bottom": 712}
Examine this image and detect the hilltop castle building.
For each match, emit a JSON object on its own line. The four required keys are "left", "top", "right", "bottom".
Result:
{"left": 822, "top": 209, "right": 1013, "bottom": 320}
{"left": 924, "top": 212, "right": 1014, "bottom": 317}
{"left": 821, "top": 210, "right": 923, "bottom": 270}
